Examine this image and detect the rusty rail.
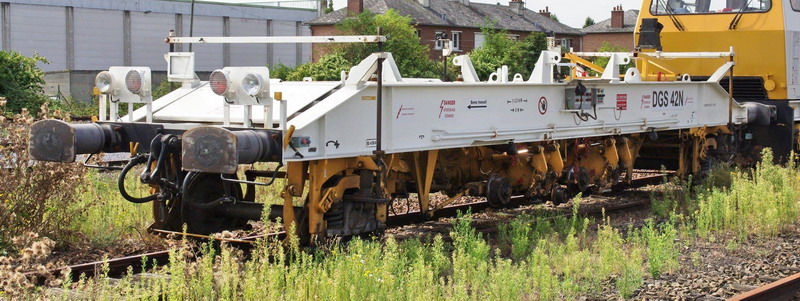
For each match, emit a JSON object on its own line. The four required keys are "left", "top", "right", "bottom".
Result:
{"left": 728, "top": 272, "right": 800, "bottom": 301}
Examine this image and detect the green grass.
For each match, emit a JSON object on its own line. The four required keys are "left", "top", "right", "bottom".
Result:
{"left": 65, "top": 169, "right": 154, "bottom": 247}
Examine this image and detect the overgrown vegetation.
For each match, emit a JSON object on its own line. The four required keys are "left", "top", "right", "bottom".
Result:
{"left": 0, "top": 51, "right": 49, "bottom": 115}
{"left": 0, "top": 100, "right": 151, "bottom": 251}
{"left": 4, "top": 148, "right": 791, "bottom": 299}
{"left": 467, "top": 26, "right": 548, "bottom": 80}
{"left": 693, "top": 149, "right": 799, "bottom": 240}
{"left": 273, "top": 13, "right": 550, "bottom": 83}
{"left": 274, "top": 10, "right": 439, "bottom": 81}
{"left": 8, "top": 206, "right": 678, "bottom": 300}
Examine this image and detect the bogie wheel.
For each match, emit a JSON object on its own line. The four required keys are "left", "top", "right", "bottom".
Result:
{"left": 181, "top": 172, "right": 245, "bottom": 235}
{"left": 486, "top": 174, "right": 512, "bottom": 208}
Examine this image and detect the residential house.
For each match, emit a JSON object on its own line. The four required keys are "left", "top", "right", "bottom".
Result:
{"left": 581, "top": 6, "right": 639, "bottom": 52}
{"left": 306, "top": 0, "right": 583, "bottom": 61}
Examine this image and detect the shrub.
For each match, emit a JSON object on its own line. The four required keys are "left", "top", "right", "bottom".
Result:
{"left": 694, "top": 149, "right": 800, "bottom": 239}
{"left": 0, "top": 51, "right": 49, "bottom": 115}
{"left": 336, "top": 10, "right": 439, "bottom": 78}
{"left": 285, "top": 52, "right": 352, "bottom": 81}
{"left": 466, "top": 25, "right": 548, "bottom": 81}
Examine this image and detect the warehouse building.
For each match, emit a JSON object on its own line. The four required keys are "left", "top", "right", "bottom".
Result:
{"left": 0, "top": 0, "right": 319, "bottom": 102}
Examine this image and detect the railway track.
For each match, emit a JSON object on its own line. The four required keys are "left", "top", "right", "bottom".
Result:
{"left": 29, "top": 172, "right": 667, "bottom": 287}
{"left": 728, "top": 272, "right": 800, "bottom": 301}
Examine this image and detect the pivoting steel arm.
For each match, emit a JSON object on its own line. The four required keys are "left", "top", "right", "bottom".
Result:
{"left": 166, "top": 35, "right": 386, "bottom": 44}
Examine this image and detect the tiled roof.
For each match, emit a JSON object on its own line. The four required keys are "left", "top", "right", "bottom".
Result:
{"left": 581, "top": 9, "right": 639, "bottom": 33}
{"left": 307, "top": 0, "right": 582, "bottom": 35}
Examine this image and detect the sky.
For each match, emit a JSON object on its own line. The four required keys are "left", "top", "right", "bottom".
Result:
{"left": 328, "top": 0, "right": 646, "bottom": 28}
{"left": 211, "top": 0, "right": 646, "bottom": 28}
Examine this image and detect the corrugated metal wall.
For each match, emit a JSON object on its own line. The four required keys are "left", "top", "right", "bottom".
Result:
{"left": 73, "top": 8, "right": 125, "bottom": 70}
{"left": 2, "top": 0, "right": 315, "bottom": 72}
{"left": 11, "top": 4, "right": 67, "bottom": 70}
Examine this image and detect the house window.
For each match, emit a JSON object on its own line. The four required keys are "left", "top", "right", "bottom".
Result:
{"left": 474, "top": 32, "right": 485, "bottom": 48}
{"left": 508, "top": 34, "right": 520, "bottom": 41}
{"left": 435, "top": 31, "right": 444, "bottom": 50}
{"left": 451, "top": 31, "right": 461, "bottom": 50}
{"left": 560, "top": 38, "right": 572, "bottom": 50}
{"left": 415, "top": 30, "right": 421, "bottom": 38}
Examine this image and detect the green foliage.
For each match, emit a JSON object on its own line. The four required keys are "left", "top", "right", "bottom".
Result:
{"left": 324, "top": 0, "right": 334, "bottom": 14}
{"left": 592, "top": 42, "right": 633, "bottom": 71}
{"left": 616, "top": 247, "right": 644, "bottom": 298}
{"left": 466, "top": 26, "right": 548, "bottom": 81}
{"left": 0, "top": 51, "right": 49, "bottom": 114}
{"left": 152, "top": 79, "right": 178, "bottom": 100}
{"left": 272, "top": 10, "right": 438, "bottom": 81}
{"left": 694, "top": 148, "right": 800, "bottom": 240}
{"left": 47, "top": 97, "right": 98, "bottom": 117}
{"left": 285, "top": 52, "right": 351, "bottom": 81}
{"left": 550, "top": 14, "right": 559, "bottom": 22}
{"left": 269, "top": 64, "right": 294, "bottom": 81}
{"left": 632, "top": 220, "right": 679, "bottom": 277}
{"left": 583, "top": 17, "right": 596, "bottom": 28}
{"left": 336, "top": 10, "right": 438, "bottom": 78}
{"left": 651, "top": 174, "right": 693, "bottom": 218}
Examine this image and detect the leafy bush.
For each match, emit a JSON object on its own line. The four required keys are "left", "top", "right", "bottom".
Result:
{"left": 272, "top": 10, "right": 439, "bottom": 81}
{"left": 285, "top": 52, "right": 352, "bottom": 81}
{"left": 0, "top": 51, "right": 49, "bottom": 115}
{"left": 336, "top": 10, "right": 438, "bottom": 78}
{"left": 467, "top": 26, "right": 547, "bottom": 80}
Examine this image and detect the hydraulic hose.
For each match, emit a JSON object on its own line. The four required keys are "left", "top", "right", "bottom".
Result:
{"left": 119, "top": 155, "right": 158, "bottom": 203}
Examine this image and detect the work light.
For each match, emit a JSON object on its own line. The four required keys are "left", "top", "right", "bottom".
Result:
{"left": 95, "top": 71, "right": 114, "bottom": 94}
{"left": 242, "top": 73, "right": 268, "bottom": 98}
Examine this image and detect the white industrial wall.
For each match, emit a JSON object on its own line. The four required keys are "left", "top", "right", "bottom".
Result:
{"left": 131, "top": 11, "right": 175, "bottom": 69}
{"left": 272, "top": 20, "right": 298, "bottom": 66}
{"left": 1, "top": 1, "right": 314, "bottom": 73}
{"left": 74, "top": 8, "right": 124, "bottom": 70}
{"left": 182, "top": 15, "right": 224, "bottom": 71}
{"left": 10, "top": 4, "right": 66, "bottom": 70}
{"left": 229, "top": 18, "right": 269, "bottom": 67}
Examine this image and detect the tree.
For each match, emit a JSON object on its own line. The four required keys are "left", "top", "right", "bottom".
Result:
{"left": 0, "top": 51, "right": 48, "bottom": 114}
{"left": 335, "top": 10, "right": 438, "bottom": 78}
{"left": 324, "top": 0, "right": 334, "bottom": 14}
{"left": 520, "top": 32, "right": 549, "bottom": 73}
{"left": 590, "top": 42, "right": 634, "bottom": 75}
{"left": 275, "top": 10, "right": 439, "bottom": 81}
{"left": 583, "top": 17, "right": 596, "bottom": 28}
{"left": 286, "top": 53, "right": 352, "bottom": 81}
{"left": 465, "top": 25, "right": 549, "bottom": 81}
{"left": 550, "top": 14, "right": 559, "bottom": 22}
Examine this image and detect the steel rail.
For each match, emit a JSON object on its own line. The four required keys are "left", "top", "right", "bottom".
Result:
{"left": 728, "top": 272, "right": 800, "bottom": 301}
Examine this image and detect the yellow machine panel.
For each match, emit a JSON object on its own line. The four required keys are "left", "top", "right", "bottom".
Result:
{"left": 636, "top": 0, "right": 793, "bottom": 100}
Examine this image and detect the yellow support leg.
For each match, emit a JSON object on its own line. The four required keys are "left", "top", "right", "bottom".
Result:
{"left": 413, "top": 150, "right": 439, "bottom": 218}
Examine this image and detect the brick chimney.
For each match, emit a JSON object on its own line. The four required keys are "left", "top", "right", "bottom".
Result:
{"left": 509, "top": 0, "right": 524, "bottom": 16}
{"left": 611, "top": 5, "right": 624, "bottom": 28}
{"left": 347, "top": 0, "right": 363, "bottom": 14}
{"left": 538, "top": 6, "right": 550, "bottom": 19}
{"left": 418, "top": 0, "right": 430, "bottom": 7}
